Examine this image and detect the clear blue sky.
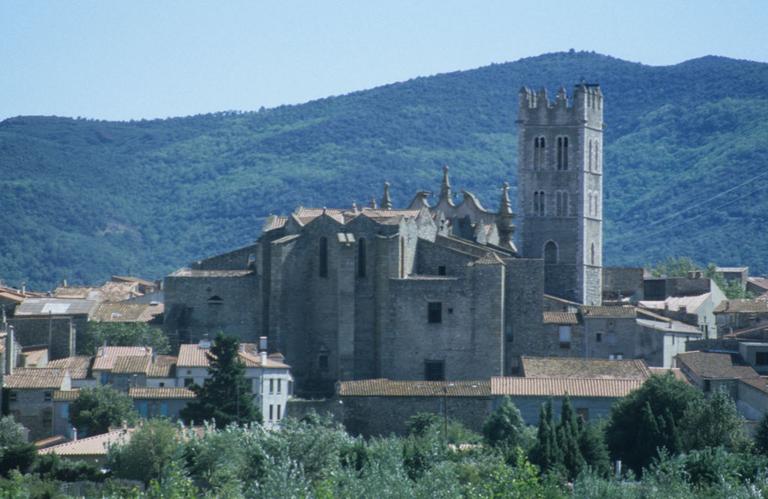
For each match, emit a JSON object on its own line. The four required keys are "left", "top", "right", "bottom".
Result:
{"left": 1, "top": 0, "right": 766, "bottom": 121}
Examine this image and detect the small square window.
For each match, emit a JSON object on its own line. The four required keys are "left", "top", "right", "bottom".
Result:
{"left": 424, "top": 360, "right": 445, "bottom": 381}
{"left": 756, "top": 352, "right": 768, "bottom": 366}
{"left": 184, "top": 378, "right": 194, "bottom": 387}
{"left": 428, "top": 302, "right": 443, "bottom": 323}
{"left": 159, "top": 382, "right": 165, "bottom": 388}
{"left": 596, "top": 333, "right": 602, "bottom": 343}
{"left": 319, "top": 354, "right": 329, "bottom": 372}
{"left": 44, "top": 391, "right": 52, "bottom": 402}
{"left": 438, "top": 266, "right": 447, "bottom": 276}
{"left": 8, "top": 391, "right": 17, "bottom": 403}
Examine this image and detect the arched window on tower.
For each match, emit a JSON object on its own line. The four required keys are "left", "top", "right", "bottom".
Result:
{"left": 556, "top": 191, "right": 569, "bottom": 216}
{"left": 357, "top": 238, "right": 366, "bottom": 278}
{"left": 588, "top": 140, "right": 593, "bottom": 171}
{"left": 595, "top": 142, "right": 600, "bottom": 172}
{"left": 534, "top": 191, "right": 546, "bottom": 216}
{"left": 533, "top": 191, "right": 539, "bottom": 215}
{"left": 318, "top": 236, "right": 328, "bottom": 278}
{"left": 557, "top": 136, "right": 569, "bottom": 170}
{"left": 533, "top": 136, "right": 546, "bottom": 169}
{"left": 590, "top": 243, "right": 596, "bottom": 266}
{"left": 544, "top": 241, "right": 558, "bottom": 265}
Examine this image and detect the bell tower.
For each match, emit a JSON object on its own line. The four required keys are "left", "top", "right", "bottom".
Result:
{"left": 516, "top": 83, "right": 604, "bottom": 305}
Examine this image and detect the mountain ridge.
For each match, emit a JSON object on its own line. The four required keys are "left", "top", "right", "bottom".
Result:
{"left": 1, "top": 51, "right": 767, "bottom": 289}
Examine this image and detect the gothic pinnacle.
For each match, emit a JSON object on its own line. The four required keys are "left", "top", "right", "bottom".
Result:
{"left": 440, "top": 165, "right": 452, "bottom": 202}
{"left": 381, "top": 181, "right": 393, "bottom": 210}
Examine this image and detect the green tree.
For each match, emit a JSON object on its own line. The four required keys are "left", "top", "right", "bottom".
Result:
{"left": 605, "top": 373, "right": 701, "bottom": 473}
{"left": 0, "top": 416, "right": 36, "bottom": 476}
{"left": 579, "top": 421, "right": 611, "bottom": 477}
{"left": 180, "top": 333, "right": 262, "bottom": 428}
{"left": 649, "top": 257, "right": 699, "bottom": 278}
{"left": 406, "top": 412, "right": 441, "bottom": 438}
{"left": 70, "top": 386, "right": 138, "bottom": 436}
{"left": 82, "top": 322, "right": 170, "bottom": 355}
{"left": 557, "top": 397, "right": 585, "bottom": 480}
{"left": 530, "top": 401, "right": 561, "bottom": 473}
{"left": 681, "top": 389, "right": 745, "bottom": 451}
{"left": 482, "top": 396, "right": 528, "bottom": 451}
{"left": 755, "top": 412, "right": 768, "bottom": 454}
{"left": 108, "top": 419, "right": 181, "bottom": 486}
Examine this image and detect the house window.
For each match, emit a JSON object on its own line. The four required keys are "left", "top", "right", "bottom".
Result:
{"left": 559, "top": 326, "right": 572, "bottom": 349}
{"left": 428, "top": 302, "right": 443, "bottom": 323}
{"left": 756, "top": 352, "right": 768, "bottom": 366}
{"left": 424, "top": 360, "right": 445, "bottom": 381}
{"left": 319, "top": 354, "right": 329, "bottom": 372}
{"left": 269, "top": 405, "right": 274, "bottom": 421}
{"left": 277, "top": 379, "right": 282, "bottom": 394}
{"left": 277, "top": 405, "right": 282, "bottom": 420}
{"left": 159, "top": 382, "right": 165, "bottom": 388}
{"left": 269, "top": 379, "right": 274, "bottom": 394}
{"left": 42, "top": 408, "right": 53, "bottom": 427}
{"left": 544, "top": 241, "right": 558, "bottom": 265}
{"left": 184, "top": 378, "right": 194, "bottom": 387}
{"left": 318, "top": 237, "right": 328, "bottom": 278}
{"left": 703, "top": 380, "right": 711, "bottom": 392}
{"left": 8, "top": 391, "right": 16, "bottom": 403}
{"left": 596, "top": 332, "right": 602, "bottom": 343}
{"left": 44, "top": 391, "right": 52, "bottom": 402}
{"left": 357, "top": 238, "right": 367, "bottom": 278}
{"left": 438, "top": 265, "right": 447, "bottom": 276}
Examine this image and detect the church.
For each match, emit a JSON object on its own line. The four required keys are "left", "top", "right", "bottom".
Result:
{"left": 164, "top": 83, "right": 606, "bottom": 396}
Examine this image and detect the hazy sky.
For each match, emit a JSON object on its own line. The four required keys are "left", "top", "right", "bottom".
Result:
{"left": 2, "top": 1, "right": 766, "bottom": 121}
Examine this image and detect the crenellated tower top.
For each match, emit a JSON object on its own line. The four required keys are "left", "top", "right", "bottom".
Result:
{"left": 517, "top": 83, "right": 603, "bottom": 129}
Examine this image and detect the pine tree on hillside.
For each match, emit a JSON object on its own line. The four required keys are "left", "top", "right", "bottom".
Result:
{"left": 180, "top": 333, "right": 262, "bottom": 428}
{"left": 531, "top": 400, "right": 561, "bottom": 473}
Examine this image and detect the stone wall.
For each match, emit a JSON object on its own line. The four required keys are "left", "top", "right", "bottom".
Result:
{"left": 339, "top": 395, "right": 493, "bottom": 437}
{"left": 9, "top": 316, "right": 76, "bottom": 360}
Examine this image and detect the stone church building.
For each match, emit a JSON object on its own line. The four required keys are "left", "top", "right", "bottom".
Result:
{"left": 164, "top": 83, "right": 606, "bottom": 396}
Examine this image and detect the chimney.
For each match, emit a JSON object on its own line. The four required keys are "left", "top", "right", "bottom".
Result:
{"left": 260, "top": 350, "right": 267, "bottom": 365}
{"left": 62, "top": 279, "right": 67, "bottom": 288}
{"left": 71, "top": 427, "right": 78, "bottom": 441}
{"left": 259, "top": 336, "right": 268, "bottom": 352}
{"left": 5, "top": 325, "right": 15, "bottom": 375}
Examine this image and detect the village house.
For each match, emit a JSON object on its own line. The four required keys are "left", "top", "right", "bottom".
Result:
{"left": 4, "top": 367, "right": 71, "bottom": 441}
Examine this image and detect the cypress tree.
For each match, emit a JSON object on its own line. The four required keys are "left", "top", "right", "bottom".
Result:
{"left": 558, "top": 397, "right": 585, "bottom": 480}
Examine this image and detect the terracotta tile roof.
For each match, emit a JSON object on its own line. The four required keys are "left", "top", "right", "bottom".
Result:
{"left": 111, "top": 275, "right": 157, "bottom": 287}
{"left": 39, "top": 428, "right": 135, "bottom": 457}
{"left": 739, "top": 377, "right": 768, "bottom": 394}
{"left": 581, "top": 306, "right": 637, "bottom": 318}
{"left": 521, "top": 356, "right": 651, "bottom": 379}
{"left": 543, "top": 312, "right": 580, "bottom": 324}
{"left": 16, "top": 297, "right": 98, "bottom": 317}
{"left": 474, "top": 252, "right": 505, "bottom": 265}
{"left": 338, "top": 379, "right": 490, "bottom": 397}
{"left": 111, "top": 355, "right": 151, "bottom": 374}
{"left": 714, "top": 300, "right": 768, "bottom": 314}
{"left": 639, "top": 294, "right": 710, "bottom": 315}
{"left": 35, "top": 435, "right": 68, "bottom": 449}
{"left": 129, "top": 387, "right": 196, "bottom": 399}
{"left": 748, "top": 277, "right": 768, "bottom": 292}
{"left": 92, "top": 346, "right": 152, "bottom": 371}
{"left": 262, "top": 215, "right": 289, "bottom": 232}
{"left": 636, "top": 308, "right": 672, "bottom": 322}
{"left": 491, "top": 376, "right": 644, "bottom": 398}
{"left": 5, "top": 368, "right": 68, "bottom": 389}
{"left": 22, "top": 347, "right": 48, "bottom": 367}
{"left": 53, "top": 389, "right": 80, "bottom": 401}
{"left": 46, "top": 356, "right": 92, "bottom": 379}
{"left": 636, "top": 318, "right": 702, "bottom": 335}
{"left": 91, "top": 302, "right": 163, "bottom": 322}
{"left": 676, "top": 351, "right": 759, "bottom": 380}
{"left": 170, "top": 268, "right": 254, "bottom": 278}
{"left": 147, "top": 355, "right": 177, "bottom": 378}
{"left": 648, "top": 367, "right": 689, "bottom": 383}
{"left": 177, "top": 344, "right": 290, "bottom": 369}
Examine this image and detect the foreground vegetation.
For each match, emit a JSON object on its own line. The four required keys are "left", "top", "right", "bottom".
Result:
{"left": 1, "top": 51, "right": 768, "bottom": 289}
{"left": 2, "top": 374, "right": 768, "bottom": 497}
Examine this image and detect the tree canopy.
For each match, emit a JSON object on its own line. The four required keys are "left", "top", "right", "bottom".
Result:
{"left": 81, "top": 322, "right": 170, "bottom": 355}
{"left": 69, "top": 386, "right": 138, "bottom": 436}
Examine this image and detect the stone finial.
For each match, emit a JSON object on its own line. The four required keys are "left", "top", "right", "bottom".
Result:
{"left": 369, "top": 197, "right": 378, "bottom": 209}
{"left": 499, "top": 182, "right": 513, "bottom": 216}
{"left": 380, "top": 182, "right": 393, "bottom": 210}
{"left": 439, "top": 165, "right": 452, "bottom": 202}
{"left": 556, "top": 85, "right": 567, "bottom": 105}
{"left": 351, "top": 201, "right": 358, "bottom": 213}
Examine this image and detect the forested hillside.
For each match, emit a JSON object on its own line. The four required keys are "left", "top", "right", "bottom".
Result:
{"left": 2, "top": 51, "right": 767, "bottom": 289}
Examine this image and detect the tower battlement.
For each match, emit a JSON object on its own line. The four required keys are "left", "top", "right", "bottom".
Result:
{"left": 518, "top": 83, "right": 603, "bottom": 127}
